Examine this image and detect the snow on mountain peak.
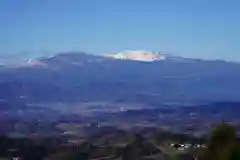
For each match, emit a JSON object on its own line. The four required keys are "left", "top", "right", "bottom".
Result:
{"left": 104, "top": 50, "right": 166, "bottom": 62}
{"left": 18, "top": 59, "right": 47, "bottom": 67}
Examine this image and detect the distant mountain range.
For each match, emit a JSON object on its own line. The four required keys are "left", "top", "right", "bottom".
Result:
{"left": 0, "top": 50, "right": 240, "bottom": 104}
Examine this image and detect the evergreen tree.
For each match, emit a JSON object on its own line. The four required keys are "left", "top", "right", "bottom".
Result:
{"left": 203, "top": 122, "right": 238, "bottom": 160}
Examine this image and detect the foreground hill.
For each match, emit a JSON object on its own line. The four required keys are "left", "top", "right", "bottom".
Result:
{"left": 0, "top": 123, "right": 239, "bottom": 160}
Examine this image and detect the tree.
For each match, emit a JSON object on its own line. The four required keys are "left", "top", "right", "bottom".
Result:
{"left": 202, "top": 122, "right": 238, "bottom": 160}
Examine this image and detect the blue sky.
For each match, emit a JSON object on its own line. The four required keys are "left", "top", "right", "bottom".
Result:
{"left": 0, "top": 0, "right": 240, "bottom": 61}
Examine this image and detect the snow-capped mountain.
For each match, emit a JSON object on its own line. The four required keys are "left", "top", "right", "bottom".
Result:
{"left": 105, "top": 50, "right": 167, "bottom": 62}
{"left": 0, "top": 50, "right": 211, "bottom": 69}
{"left": 0, "top": 50, "right": 240, "bottom": 103}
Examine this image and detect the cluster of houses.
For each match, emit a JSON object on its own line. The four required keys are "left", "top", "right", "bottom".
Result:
{"left": 170, "top": 143, "right": 206, "bottom": 151}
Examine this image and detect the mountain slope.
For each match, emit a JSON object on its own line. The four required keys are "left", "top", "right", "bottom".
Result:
{"left": 0, "top": 51, "right": 240, "bottom": 103}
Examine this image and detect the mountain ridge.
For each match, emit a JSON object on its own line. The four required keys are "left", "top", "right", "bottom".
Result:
{"left": 2, "top": 50, "right": 234, "bottom": 69}
{"left": 0, "top": 50, "right": 240, "bottom": 103}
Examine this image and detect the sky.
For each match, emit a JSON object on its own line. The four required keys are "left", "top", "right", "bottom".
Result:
{"left": 0, "top": 0, "right": 240, "bottom": 61}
